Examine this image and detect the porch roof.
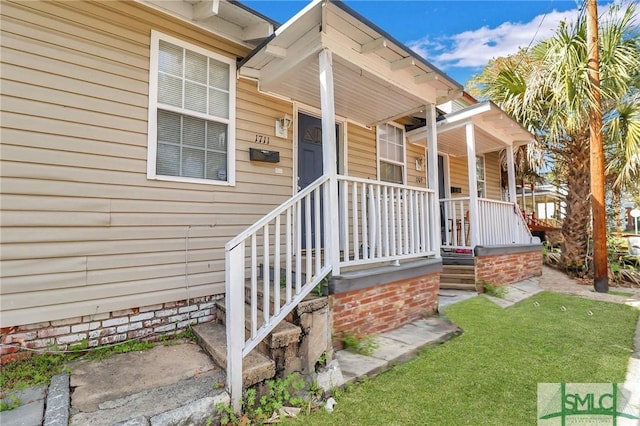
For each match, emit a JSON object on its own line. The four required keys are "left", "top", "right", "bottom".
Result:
{"left": 407, "top": 101, "right": 535, "bottom": 157}
{"left": 238, "top": 0, "right": 462, "bottom": 127}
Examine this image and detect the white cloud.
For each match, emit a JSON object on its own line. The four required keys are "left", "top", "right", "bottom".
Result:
{"left": 409, "top": 2, "right": 639, "bottom": 71}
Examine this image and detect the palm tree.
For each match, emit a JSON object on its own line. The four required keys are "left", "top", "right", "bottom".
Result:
{"left": 471, "top": 3, "right": 640, "bottom": 273}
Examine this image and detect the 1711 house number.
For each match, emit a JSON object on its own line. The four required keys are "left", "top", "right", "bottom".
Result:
{"left": 254, "top": 135, "right": 270, "bottom": 144}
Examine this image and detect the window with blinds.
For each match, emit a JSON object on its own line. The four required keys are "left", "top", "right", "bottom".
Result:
{"left": 147, "top": 32, "right": 235, "bottom": 185}
{"left": 476, "top": 155, "right": 486, "bottom": 197}
{"left": 377, "top": 123, "right": 405, "bottom": 184}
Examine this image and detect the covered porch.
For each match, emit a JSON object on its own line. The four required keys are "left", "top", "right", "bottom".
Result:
{"left": 408, "top": 101, "right": 537, "bottom": 254}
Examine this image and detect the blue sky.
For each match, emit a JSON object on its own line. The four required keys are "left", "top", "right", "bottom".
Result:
{"left": 243, "top": 0, "right": 635, "bottom": 85}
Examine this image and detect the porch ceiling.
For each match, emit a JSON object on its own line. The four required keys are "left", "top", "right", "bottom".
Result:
{"left": 407, "top": 101, "right": 535, "bottom": 157}
{"left": 238, "top": 0, "right": 462, "bottom": 127}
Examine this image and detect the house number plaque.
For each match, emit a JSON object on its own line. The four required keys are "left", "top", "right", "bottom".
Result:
{"left": 254, "top": 135, "right": 270, "bottom": 145}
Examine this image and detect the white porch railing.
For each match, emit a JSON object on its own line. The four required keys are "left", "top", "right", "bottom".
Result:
{"left": 441, "top": 197, "right": 533, "bottom": 250}
{"left": 338, "top": 176, "right": 438, "bottom": 267}
{"left": 478, "top": 198, "right": 532, "bottom": 245}
{"left": 225, "top": 175, "right": 332, "bottom": 412}
{"left": 225, "top": 175, "right": 439, "bottom": 410}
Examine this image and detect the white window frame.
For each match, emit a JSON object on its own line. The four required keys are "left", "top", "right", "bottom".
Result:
{"left": 147, "top": 30, "right": 236, "bottom": 186}
{"left": 376, "top": 122, "right": 406, "bottom": 184}
{"left": 476, "top": 154, "right": 486, "bottom": 198}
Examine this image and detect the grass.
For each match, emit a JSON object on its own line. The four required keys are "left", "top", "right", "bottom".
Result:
{"left": 283, "top": 292, "right": 638, "bottom": 425}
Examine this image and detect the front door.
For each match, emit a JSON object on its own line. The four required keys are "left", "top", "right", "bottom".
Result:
{"left": 297, "top": 113, "right": 339, "bottom": 248}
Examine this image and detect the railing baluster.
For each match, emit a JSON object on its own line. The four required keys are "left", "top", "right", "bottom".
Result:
{"left": 382, "top": 186, "right": 390, "bottom": 257}
{"left": 389, "top": 187, "right": 396, "bottom": 257}
{"left": 314, "top": 186, "right": 321, "bottom": 276}
{"left": 263, "top": 225, "right": 269, "bottom": 325}
{"left": 409, "top": 191, "right": 416, "bottom": 253}
{"left": 352, "top": 182, "right": 359, "bottom": 262}
{"left": 285, "top": 208, "right": 292, "bottom": 303}
{"left": 274, "top": 216, "right": 281, "bottom": 314}
{"left": 305, "top": 194, "right": 312, "bottom": 286}
{"left": 295, "top": 201, "right": 302, "bottom": 294}
{"left": 340, "top": 179, "right": 349, "bottom": 263}
{"left": 361, "top": 183, "right": 368, "bottom": 260}
{"left": 376, "top": 185, "right": 382, "bottom": 258}
{"left": 251, "top": 234, "right": 257, "bottom": 337}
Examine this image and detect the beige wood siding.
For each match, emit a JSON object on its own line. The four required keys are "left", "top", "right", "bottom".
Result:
{"left": 1, "top": 0, "right": 294, "bottom": 326}
{"left": 346, "top": 123, "right": 376, "bottom": 179}
{"left": 446, "top": 152, "right": 503, "bottom": 199}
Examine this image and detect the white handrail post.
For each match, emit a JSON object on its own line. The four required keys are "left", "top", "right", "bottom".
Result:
{"left": 465, "top": 123, "right": 480, "bottom": 247}
{"left": 506, "top": 145, "right": 518, "bottom": 242}
{"left": 319, "top": 48, "right": 340, "bottom": 276}
{"left": 425, "top": 104, "right": 441, "bottom": 256}
{"left": 226, "top": 242, "right": 245, "bottom": 414}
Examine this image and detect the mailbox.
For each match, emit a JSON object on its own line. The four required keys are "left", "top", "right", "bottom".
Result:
{"left": 249, "top": 148, "right": 280, "bottom": 163}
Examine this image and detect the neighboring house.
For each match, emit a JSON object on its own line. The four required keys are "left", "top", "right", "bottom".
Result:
{"left": 0, "top": 0, "right": 542, "bottom": 408}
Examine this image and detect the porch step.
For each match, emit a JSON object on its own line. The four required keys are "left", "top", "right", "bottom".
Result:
{"left": 214, "top": 300, "right": 302, "bottom": 350}
{"left": 192, "top": 322, "right": 275, "bottom": 388}
{"left": 440, "top": 264, "right": 477, "bottom": 291}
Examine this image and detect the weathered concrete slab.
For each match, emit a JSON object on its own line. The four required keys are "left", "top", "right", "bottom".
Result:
{"left": 0, "top": 397, "right": 45, "bottom": 426}
{"left": 69, "top": 372, "right": 226, "bottom": 426}
{"left": 369, "top": 335, "right": 417, "bottom": 364}
{"left": 383, "top": 318, "right": 458, "bottom": 348}
{"left": 149, "top": 394, "right": 228, "bottom": 426}
{"left": 70, "top": 343, "right": 218, "bottom": 413}
{"left": 438, "top": 290, "right": 478, "bottom": 309}
{"left": 43, "top": 373, "right": 69, "bottom": 426}
{"left": 336, "top": 350, "right": 386, "bottom": 382}
{"left": 485, "top": 278, "right": 544, "bottom": 308}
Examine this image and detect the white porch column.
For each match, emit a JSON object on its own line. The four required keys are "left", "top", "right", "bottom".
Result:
{"left": 465, "top": 123, "right": 480, "bottom": 247}
{"left": 506, "top": 145, "right": 517, "bottom": 203}
{"left": 318, "top": 48, "right": 340, "bottom": 275}
{"left": 425, "top": 104, "right": 441, "bottom": 256}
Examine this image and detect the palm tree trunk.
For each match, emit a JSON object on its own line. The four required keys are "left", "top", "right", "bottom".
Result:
{"left": 560, "top": 141, "right": 591, "bottom": 275}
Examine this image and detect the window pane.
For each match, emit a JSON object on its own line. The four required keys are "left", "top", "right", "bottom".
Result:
{"left": 182, "top": 147, "right": 205, "bottom": 178}
{"left": 207, "top": 121, "right": 227, "bottom": 150}
{"left": 380, "top": 161, "right": 403, "bottom": 184}
{"left": 476, "top": 156, "right": 485, "bottom": 179}
{"left": 206, "top": 151, "right": 227, "bottom": 181}
{"left": 158, "top": 74, "right": 183, "bottom": 107}
{"left": 209, "top": 89, "right": 229, "bottom": 118}
{"left": 157, "top": 142, "right": 180, "bottom": 176}
{"left": 185, "top": 81, "right": 207, "bottom": 114}
{"left": 157, "top": 110, "right": 180, "bottom": 144}
{"left": 158, "top": 41, "right": 183, "bottom": 76}
{"left": 183, "top": 116, "right": 205, "bottom": 148}
{"left": 185, "top": 50, "right": 207, "bottom": 84}
{"left": 209, "top": 58, "right": 229, "bottom": 90}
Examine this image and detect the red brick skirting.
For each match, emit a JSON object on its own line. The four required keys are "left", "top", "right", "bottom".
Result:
{"left": 0, "top": 296, "right": 219, "bottom": 364}
{"left": 329, "top": 271, "right": 439, "bottom": 342}
{"left": 475, "top": 250, "right": 542, "bottom": 286}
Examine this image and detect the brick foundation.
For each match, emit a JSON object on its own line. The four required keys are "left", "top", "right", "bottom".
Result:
{"left": 329, "top": 271, "right": 439, "bottom": 343}
{"left": 475, "top": 249, "right": 542, "bottom": 286}
{"left": 0, "top": 296, "right": 220, "bottom": 364}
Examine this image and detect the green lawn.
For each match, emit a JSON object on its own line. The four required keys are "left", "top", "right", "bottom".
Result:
{"left": 286, "top": 292, "right": 638, "bottom": 425}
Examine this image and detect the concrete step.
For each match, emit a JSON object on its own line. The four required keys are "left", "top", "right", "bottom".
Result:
{"left": 214, "top": 300, "right": 301, "bottom": 349}
{"left": 440, "top": 273, "right": 476, "bottom": 284}
{"left": 193, "top": 322, "right": 276, "bottom": 388}
{"left": 439, "top": 282, "right": 478, "bottom": 291}
{"left": 442, "top": 265, "right": 475, "bottom": 275}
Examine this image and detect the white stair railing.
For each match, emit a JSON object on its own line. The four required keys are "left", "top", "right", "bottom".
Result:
{"left": 478, "top": 199, "right": 532, "bottom": 245}
{"left": 338, "top": 176, "right": 438, "bottom": 266}
{"left": 225, "top": 175, "right": 331, "bottom": 412}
